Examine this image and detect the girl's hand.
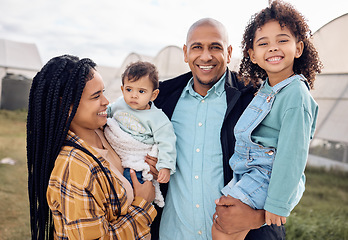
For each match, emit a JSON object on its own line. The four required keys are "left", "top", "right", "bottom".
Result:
{"left": 265, "top": 210, "right": 286, "bottom": 226}
{"left": 130, "top": 169, "right": 155, "bottom": 203}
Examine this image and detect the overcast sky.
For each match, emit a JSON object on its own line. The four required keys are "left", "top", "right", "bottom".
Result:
{"left": 1, "top": 0, "right": 347, "bottom": 67}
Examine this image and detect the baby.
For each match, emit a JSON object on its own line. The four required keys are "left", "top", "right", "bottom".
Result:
{"left": 105, "top": 61, "right": 176, "bottom": 207}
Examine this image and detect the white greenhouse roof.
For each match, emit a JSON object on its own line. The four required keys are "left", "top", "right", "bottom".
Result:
{"left": 0, "top": 39, "right": 42, "bottom": 71}
{"left": 311, "top": 74, "right": 348, "bottom": 143}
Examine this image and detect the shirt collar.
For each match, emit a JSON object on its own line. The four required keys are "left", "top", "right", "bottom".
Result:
{"left": 182, "top": 72, "right": 226, "bottom": 98}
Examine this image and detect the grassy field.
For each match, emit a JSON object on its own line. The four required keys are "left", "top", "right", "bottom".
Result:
{"left": 0, "top": 109, "right": 30, "bottom": 239}
{"left": 286, "top": 167, "right": 348, "bottom": 239}
{"left": 0, "top": 109, "right": 347, "bottom": 239}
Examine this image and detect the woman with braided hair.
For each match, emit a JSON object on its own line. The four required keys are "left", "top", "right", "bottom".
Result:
{"left": 27, "top": 55, "right": 156, "bottom": 240}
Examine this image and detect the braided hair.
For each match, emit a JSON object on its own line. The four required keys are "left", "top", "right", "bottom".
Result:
{"left": 27, "top": 55, "right": 96, "bottom": 240}
{"left": 239, "top": 0, "right": 323, "bottom": 89}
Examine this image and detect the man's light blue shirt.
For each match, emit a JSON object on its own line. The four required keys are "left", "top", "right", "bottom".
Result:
{"left": 159, "top": 74, "right": 227, "bottom": 239}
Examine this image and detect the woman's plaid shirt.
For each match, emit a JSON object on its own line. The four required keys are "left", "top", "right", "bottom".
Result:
{"left": 47, "top": 131, "right": 157, "bottom": 239}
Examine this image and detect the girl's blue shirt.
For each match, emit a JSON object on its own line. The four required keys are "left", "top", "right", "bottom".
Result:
{"left": 253, "top": 76, "right": 318, "bottom": 216}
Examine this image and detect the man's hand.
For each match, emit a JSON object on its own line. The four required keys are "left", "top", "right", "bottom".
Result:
{"left": 213, "top": 195, "right": 265, "bottom": 234}
{"left": 144, "top": 154, "right": 159, "bottom": 180}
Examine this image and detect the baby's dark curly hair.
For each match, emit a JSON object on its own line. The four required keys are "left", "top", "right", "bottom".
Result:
{"left": 239, "top": 0, "right": 323, "bottom": 89}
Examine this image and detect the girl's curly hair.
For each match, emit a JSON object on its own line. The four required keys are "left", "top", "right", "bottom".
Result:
{"left": 239, "top": 0, "right": 323, "bottom": 89}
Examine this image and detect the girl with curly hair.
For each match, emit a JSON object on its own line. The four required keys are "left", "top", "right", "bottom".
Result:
{"left": 213, "top": 1, "right": 322, "bottom": 239}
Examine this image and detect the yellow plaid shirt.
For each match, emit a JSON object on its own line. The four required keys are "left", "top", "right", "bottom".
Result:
{"left": 47, "top": 131, "right": 157, "bottom": 239}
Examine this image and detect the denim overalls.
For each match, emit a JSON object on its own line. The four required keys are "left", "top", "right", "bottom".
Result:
{"left": 221, "top": 74, "right": 305, "bottom": 209}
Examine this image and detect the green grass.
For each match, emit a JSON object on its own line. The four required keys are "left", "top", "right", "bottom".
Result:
{"left": 0, "top": 109, "right": 30, "bottom": 240}
{"left": 0, "top": 109, "right": 347, "bottom": 239}
{"left": 286, "top": 167, "right": 348, "bottom": 239}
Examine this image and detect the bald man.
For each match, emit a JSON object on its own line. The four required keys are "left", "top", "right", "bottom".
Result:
{"left": 150, "top": 18, "right": 285, "bottom": 240}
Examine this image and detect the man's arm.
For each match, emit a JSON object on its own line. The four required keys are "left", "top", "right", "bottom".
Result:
{"left": 145, "top": 154, "right": 159, "bottom": 180}
{"left": 213, "top": 195, "right": 265, "bottom": 234}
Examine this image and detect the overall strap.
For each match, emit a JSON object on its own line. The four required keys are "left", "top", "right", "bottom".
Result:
{"left": 63, "top": 140, "right": 121, "bottom": 217}
{"left": 265, "top": 74, "right": 305, "bottom": 102}
{"left": 272, "top": 74, "right": 304, "bottom": 94}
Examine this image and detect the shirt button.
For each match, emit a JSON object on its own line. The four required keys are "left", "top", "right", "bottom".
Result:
{"left": 196, "top": 204, "right": 200, "bottom": 208}
{"left": 196, "top": 148, "right": 200, "bottom": 152}
{"left": 195, "top": 175, "right": 199, "bottom": 179}
{"left": 198, "top": 231, "right": 202, "bottom": 235}
{"left": 201, "top": 100, "right": 205, "bottom": 103}
{"left": 198, "top": 122, "right": 203, "bottom": 127}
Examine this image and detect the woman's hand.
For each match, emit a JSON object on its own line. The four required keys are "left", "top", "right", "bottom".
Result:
{"left": 130, "top": 169, "right": 155, "bottom": 203}
{"left": 144, "top": 154, "right": 159, "bottom": 180}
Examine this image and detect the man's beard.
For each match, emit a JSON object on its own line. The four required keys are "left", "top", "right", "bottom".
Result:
{"left": 195, "top": 75, "right": 219, "bottom": 88}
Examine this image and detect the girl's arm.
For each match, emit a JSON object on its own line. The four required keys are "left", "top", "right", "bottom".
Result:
{"left": 265, "top": 106, "right": 314, "bottom": 217}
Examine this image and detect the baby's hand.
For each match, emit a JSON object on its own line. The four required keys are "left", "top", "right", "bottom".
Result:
{"left": 265, "top": 210, "right": 286, "bottom": 226}
{"left": 157, "top": 168, "right": 170, "bottom": 183}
